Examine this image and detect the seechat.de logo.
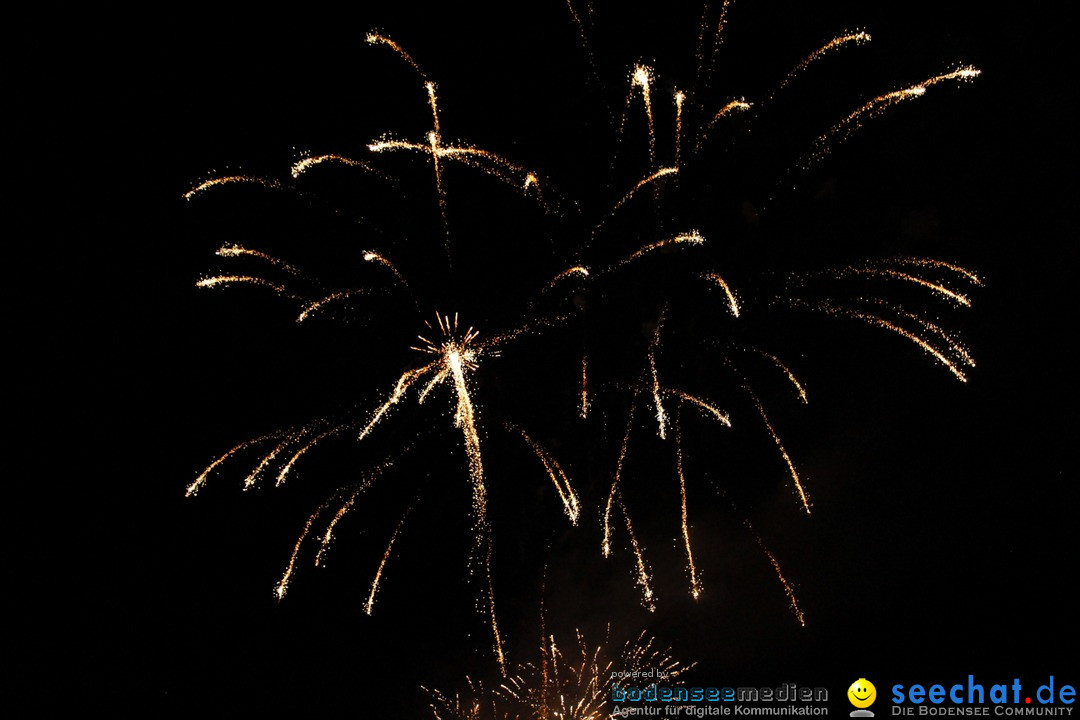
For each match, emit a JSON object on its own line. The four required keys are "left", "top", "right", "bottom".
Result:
{"left": 850, "top": 679, "right": 878, "bottom": 718}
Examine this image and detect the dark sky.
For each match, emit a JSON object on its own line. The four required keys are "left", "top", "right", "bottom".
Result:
{"left": 11, "top": 1, "right": 1075, "bottom": 713}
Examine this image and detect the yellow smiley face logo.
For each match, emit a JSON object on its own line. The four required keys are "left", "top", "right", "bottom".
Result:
{"left": 848, "top": 679, "right": 877, "bottom": 708}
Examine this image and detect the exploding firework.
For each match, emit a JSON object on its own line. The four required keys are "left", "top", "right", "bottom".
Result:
{"left": 426, "top": 627, "right": 689, "bottom": 720}
{"left": 184, "top": 1, "right": 980, "bottom": 669}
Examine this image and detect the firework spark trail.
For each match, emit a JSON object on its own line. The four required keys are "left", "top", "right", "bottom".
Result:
{"left": 510, "top": 424, "right": 581, "bottom": 524}
{"left": 751, "top": 393, "right": 812, "bottom": 514}
{"left": 883, "top": 257, "right": 983, "bottom": 285}
{"left": 195, "top": 275, "right": 288, "bottom": 294}
{"left": 748, "top": 522, "right": 806, "bottom": 626}
{"left": 702, "top": 271, "right": 741, "bottom": 316}
{"left": 564, "top": 0, "right": 610, "bottom": 128}
{"left": 779, "top": 31, "right": 872, "bottom": 90}
{"left": 675, "top": 419, "right": 702, "bottom": 599}
{"left": 648, "top": 314, "right": 669, "bottom": 440}
{"left": 674, "top": 90, "right": 686, "bottom": 165}
{"left": 848, "top": 267, "right": 972, "bottom": 306}
{"left": 631, "top": 65, "right": 657, "bottom": 168}
{"left": 807, "top": 66, "right": 980, "bottom": 164}
{"left": 368, "top": 138, "right": 539, "bottom": 196}
{"left": 622, "top": 498, "right": 652, "bottom": 613}
{"left": 617, "top": 231, "right": 706, "bottom": 268}
{"left": 545, "top": 265, "right": 590, "bottom": 291}
{"left": 595, "top": 167, "right": 678, "bottom": 235}
{"left": 186, "top": 431, "right": 284, "bottom": 496}
{"left": 432, "top": 629, "right": 687, "bottom": 720}
{"left": 603, "top": 396, "right": 638, "bottom": 558}
{"left": 183, "top": 175, "right": 281, "bottom": 199}
{"left": 364, "top": 507, "right": 412, "bottom": 615}
{"left": 863, "top": 298, "right": 976, "bottom": 368}
{"left": 446, "top": 339, "right": 489, "bottom": 534}
{"left": 215, "top": 245, "right": 307, "bottom": 278}
{"left": 274, "top": 501, "right": 331, "bottom": 601}
{"left": 362, "top": 250, "right": 412, "bottom": 290}
{"left": 485, "top": 540, "right": 507, "bottom": 676}
{"left": 243, "top": 426, "right": 319, "bottom": 489}
{"left": 824, "top": 303, "right": 970, "bottom": 382}
{"left": 290, "top": 153, "right": 375, "bottom": 179}
{"left": 580, "top": 354, "right": 590, "bottom": 419}
{"left": 748, "top": 349, "right": 808, "bottom": 404}
{"left": 423, "top": 81, "right": 450, "bottom": 227}
{"left": 276, "top": 423, "right": 352, "bottom": 486}
{"left": 315, "top": 465, "right": 389, "bottom": 567}
{"left": 670, "top": 389, "right": 732, "bottom": 426}
{"left": 695, "top": 0, "right": 735, "bottom": 100}
{"left": 696, "top": 99, "right": 752, "bottom": 150}
{"left": 358, "top": 364, "right": 438, "bottom": 441}
{"left": 366, "top": 32, "right": 427, "bottom": 79}
{"left": 315, "top": 488, "right": 365, "bottom": 567}
{"left": 476, "top": 314, "right": 573, "bottom": 351}
{"left": 297, "top": 290, "right": 366, "bottom": 322}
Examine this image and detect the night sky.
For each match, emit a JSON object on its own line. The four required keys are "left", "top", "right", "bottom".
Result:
{"left": 11, "top": 1, "right": 1076, "bottom": 713}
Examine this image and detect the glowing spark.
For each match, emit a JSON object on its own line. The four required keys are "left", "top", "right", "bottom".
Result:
{"left": 366, "top": 32, "right": 427, "bottom": 79}
{"left": 603, "top": 167, "right": 678, "bottom": 224}
{"left": 702, "top": 272, "right": 740, "bottom": 317}
{"left": 648, "top": 315, "right": 668, "bottom": 440}
{"left": 195, "top": 275, "right": 286, "bottom": 293}
{"left": 753, "top": 397, "right": 812, "bottom": 515}
{"left": 810, "top": 66, "right": 981, "bottom": 164}
{"left": 524, "top": 172, "right": 538, "bottom": 190}
{"left": 886, "top": 257, "right": 983, "bottom": 286}
{"left": 580, "top": 354, "right": 590, "bottom": 419}
{"left": 546, "top": 265, "right": 590, "bottom": 291}
{"left": 603, "top": 398, "right": 637, "bottom": 558}
{"left": 430, "top": 629, "right": 688, "bottom": 720}
{"left": 276, "top": 424, "right": 348, "bottom": 486}
{"left": 447, "top": 341, "right": 488, "bottom": 532}
{"left": 364, "top": 508, "right": 410, "bottom": 615}
{"left": 696, "top": 0, "right": 735, "bottom": 97}
{"left": 485, "top": 541, "right": 506, "bottom": 676}
{"left": 619, "top": 231, "right": 706, "bottom": 267}
{"left": 781, "top": 32, "right": 872, "bottom": 89}
{"left": 215, "top": 245, "right": 306, "bottom": 278}
{"left": 863, "top": 299, "right": 976, "bottom": 368}
{"left": 676, "top": 422, "right": 702, "bottom": 599}
{"left": 752, "top": 350, "right": 808, "bottom": 404}
{"left": 631, "top": 65, "right": 656, "bottom": 166}
{"left": 750, "top": 524, "right": 806, "bottom": 626}
{"left": 315, "top": 489, "right": 364, "bottom": 567}
{"left": 670, "top": 389, "right": 731, "bottom": 426}
{"left": 243, "top": 427, "right": 316, "bottom": 490}
{"left": 297, "top": 290, "right": 365, "bottom": 323}
{"left": 290, "top": 154, "right": 372, "bottom": 178}
{"left": 696, "top": 99, "right": 752, "bottom": 150}
{"left": 362, "top": 250, "right": 411, "bottom": 290}
{"left": 619, "top": 498, "right": 656, "bottom": 611}
{"left": 850, "top": 267, "right": 972, "bottom": 306}
{"left": 674, "top": 90, "right": 686, "bottom": 165}
{"left": 368, "top": 137, "right": 538, "bottom": 196}
{"left": 183, "top": 175, "right": 279, "bottom": 199}
{"left": 834, "top": 306, "right": 969, "bottom": 382}
{"left": 274, "top": 503, "right": 328, "bottom": 601}
{"left": 186, "top": 431, "right": 282, "bottom": 496}
{"left": 511, "top": 424, "right": 581, "bottom": 525}
{"left": 358, "top": 364, "right": 437, "bottom": 441}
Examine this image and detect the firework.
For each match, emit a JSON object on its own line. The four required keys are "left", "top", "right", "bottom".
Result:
{"left": 427, "top": 627, "right": 689, "bottom": 720}
{"left": 184, "top": 2, "right": 980, "bottom": 664}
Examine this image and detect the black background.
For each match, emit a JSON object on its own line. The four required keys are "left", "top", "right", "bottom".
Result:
{"left": 11, "top": 1, "right": 1075, "bottom": 713}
